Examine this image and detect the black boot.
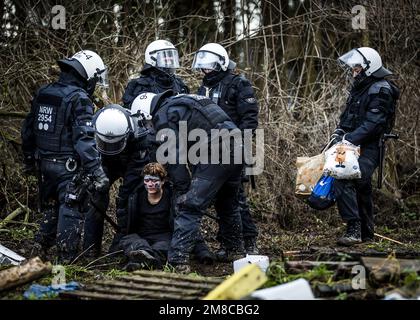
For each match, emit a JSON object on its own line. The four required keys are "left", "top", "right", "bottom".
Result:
{"left": 244, "top": 238, "right": 259, "bottom": 255}
{"left": 127, "top": 249, "right": 158, "bottom": 268}
{"left": 337, "top": 220, "right": 362, "bottom": 246}
{"left": 215, "top": 246, "right": 246, "bottom": 262}
{"left": 361, "top": 223, "right": 375, "bottom": 243}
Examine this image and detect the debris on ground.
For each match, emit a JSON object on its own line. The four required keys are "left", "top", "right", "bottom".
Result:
{"left": 204, "top": 264, "right": 267, "bottom": 300}
{"left": 60, "top": 269, "right": 223, "bottom": 300}
{"left": 0, "top": 257, "right": 52, "bottom": 292}
{"left": 23, "top": 281, "right": 80, "bottom": 300}
{"left": 251, "top": 278, "right": 315, "bottom": 300}
{"left": 233, "top": 255, "right": 269, "bottom": 273}
{"left": 0, "top": 243, "right": 26, "bottom": 266}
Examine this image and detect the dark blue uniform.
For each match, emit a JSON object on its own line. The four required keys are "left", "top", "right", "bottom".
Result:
{"left": 151, "top": 94, "right": 245, "bottom": 266}
{"left": 21, "top": 70, "right": 102, "bottom": 261}
{"left": 122, "top": 64, "right": 189, "bottom": 108}
{"left": 83, "top": 130, "right": 151, "bottom": 256}
{"left": 333, "top": 77, "right": 399, "bottom": 240}
{"left": 197, "top": 70, "right": 259, "bottom": 251}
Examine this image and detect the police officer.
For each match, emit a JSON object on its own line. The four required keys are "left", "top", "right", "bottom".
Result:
{"left": 133, "top": 91, "right": 245, "bottom": 273}
{"left": 21, "top": 50, "right": 110, "bottom": 263}
{"left": 193, "top": 43, "right": 259, "bottom": 255}
{"left": 122, "top": 40, "right": 189, "bottom": 108}
{"left": 83, "top": 104, "right": 151, "bottom": 256}
{"left": 332, "top": 47, "right": 399, "bottom": 246}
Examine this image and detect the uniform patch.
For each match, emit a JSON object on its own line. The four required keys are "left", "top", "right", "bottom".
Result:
{"left": 35, "top": 105, "right": 57, "bottom": 133}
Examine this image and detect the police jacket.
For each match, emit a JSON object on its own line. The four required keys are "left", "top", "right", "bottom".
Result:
{"left": 126, "top": 183, "right": 174, "bottom": 236}
{"left": 122, "top": 64, "right": 189, "bottom": 107}
{"left": 197, "top": 70, "right": 258, "bottom": 130}
{"left": 21, "top": 70, "right": 101, "bottom": 171}
{"left": 152, "top": 94, "right": 239, "bottom": 192}
{"left": 100, "top": 133, "right": 151, "bottom": 181}
{"left": 337, "top": 76, "right": 399, "bottom": 162}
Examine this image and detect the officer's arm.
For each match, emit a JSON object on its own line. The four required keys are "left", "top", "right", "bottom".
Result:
{"left": 345, "top": 88, "right": 394, "bottom": 146}
{"left": 71, "top": 94, "right": 101, "bottom": 171}
{"left": 154, "top": 110, "right": 191, "bottom": 193}
{"left": 236, "top": 78, "right": 259, "bottom": 130}
{"left": 21, "top": 98, "right": 37, "bottom": 165}
{"left": 121, "top": 79, "right": 138, "bottom": 108}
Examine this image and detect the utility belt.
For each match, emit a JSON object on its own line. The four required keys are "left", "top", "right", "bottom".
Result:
{"left": 38, "top": 155, "right": 79, "bottom": 172}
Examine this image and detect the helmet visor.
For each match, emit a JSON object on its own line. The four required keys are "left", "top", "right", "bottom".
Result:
{"left": 192, "top": 51, "right": 222, "bottom": 71}
{"left": 155, "top": 49, "right": 180, "bottom": 69}
{"left": 338, "top": 49, "right": 365, "bottom": 71}
{"left": 96, "top": 66, "right": 109, "bottom": 88}
{"left": 95, "top": 132, "right": 127, "bottom": 155}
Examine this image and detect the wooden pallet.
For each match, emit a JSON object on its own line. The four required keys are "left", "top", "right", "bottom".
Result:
{"left": 60, "top": 270, "right": 224, "bottom": 300}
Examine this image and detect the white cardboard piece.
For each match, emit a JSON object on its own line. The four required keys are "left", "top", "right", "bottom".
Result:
{"left": 233, "top": 254, "right": 270, "bottom": 273}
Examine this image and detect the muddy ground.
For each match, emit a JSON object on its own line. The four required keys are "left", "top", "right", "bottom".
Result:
{"left": 1, "top": 190, "right": 419, "bottom": 300}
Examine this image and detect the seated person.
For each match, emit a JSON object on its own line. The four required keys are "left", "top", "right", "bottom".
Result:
{"left": 121, "top": 162, "right": 172, "bottom": 270}
{"left": 121, "top": 162, "right": 215, "bottom": 271}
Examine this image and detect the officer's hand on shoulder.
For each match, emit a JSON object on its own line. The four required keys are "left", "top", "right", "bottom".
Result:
{"left": 92, "top": 166, "right": 109, "bottom": 192}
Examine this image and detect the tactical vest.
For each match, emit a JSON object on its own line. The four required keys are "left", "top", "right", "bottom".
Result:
{"left": 198, "top": 73, "right": 242, "bottom": 125}
{"left": 135, "top": 75, "right": 187, "bottom": 95}
{"left": 32, "top": 83, "right": 84, "bottom": 154}
{"left": 339, "top": 79, "right": 396, "bottom": 133}
{"left": 155, "top": 94, "right": 232, "bottom": 132}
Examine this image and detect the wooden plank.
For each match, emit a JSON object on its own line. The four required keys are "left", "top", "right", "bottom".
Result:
{"left": 97, "top": 279, "right": 202, "bottom": 296}
{"left": 361, "top": 257, "right": 420, "bottom": 273}
{"left": 60, "top": 290, "right": 141, "bottom": 300}
{"left": 285, "top": 260, "right": 359, "bottom": 271}
{"left": 132, "top": 270, "right": 224, "bottom": 284}
{"left": 83, "top": 284, "right": 197, "bottom": 300}
{"left": 0, "top": 257, "right": 52, "bottom": 291}
{"left": 117, "top": 275, "right": 217, "bottom": 290}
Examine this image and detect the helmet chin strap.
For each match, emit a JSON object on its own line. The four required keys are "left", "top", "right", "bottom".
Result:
{"left": 86, "top": 78, "right": 97, "bottom": 97}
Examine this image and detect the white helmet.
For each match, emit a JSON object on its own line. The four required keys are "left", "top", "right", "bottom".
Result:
{"left": 58, "top": 50, "right": 108, "bottom": 87}
{"left": 338, "top": 47, "right": 392, "bottom": 77}
{"left": 94, "top": 105, "right": 132, "bottom": 155}
{"left": 192, "top": 43, "right": 235, "bottom": 72}
{"left": 131, "top": 92, "right": 156, "bottom": 121}
{"left": 145, "top": 40, "right": 180, "bottom": 71}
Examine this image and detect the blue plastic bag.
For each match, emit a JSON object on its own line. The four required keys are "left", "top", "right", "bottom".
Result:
{"left": 307, "top": 175, "right": 336, "bottom": 210}
{"left": 23, "top": 281, "right": 80, "bottom": 299}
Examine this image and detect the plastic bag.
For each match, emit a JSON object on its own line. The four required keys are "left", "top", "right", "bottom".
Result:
{"left": 295, "top": 139, "right": 335, "bottom": 197}
{"left": 295, "top": 153, "right": 325, "bottom": 197}
{"left": 307, "top": 175, "right": 336, "bottom": 210}
{"left": 323, "top": 139, "right": 361, "bottom": 179}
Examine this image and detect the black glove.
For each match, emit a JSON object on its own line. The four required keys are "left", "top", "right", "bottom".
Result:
{"left": 330, "top": 128, "right": 346, "bottom": 145}
{"left": 91, "top": 167, "right": 110, "bottom": 193}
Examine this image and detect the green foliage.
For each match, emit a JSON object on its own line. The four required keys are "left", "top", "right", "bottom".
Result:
{"left": 104, "top": 268, "right": 130, "bottom": 278}
{"left": 334, "top": 292, "right": 348, "bottom": 300}
{"left": 265, "top": 261, "right": 334, "bottom": 288}
{"left": 402, "top": 272, "right": 420, "bottom": 290}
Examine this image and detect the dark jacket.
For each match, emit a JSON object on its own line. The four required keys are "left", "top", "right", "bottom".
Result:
{"left": 126, "top": 183, "right": 174, "bottom": 237}
{"left": 197, "top": 70, "right": 258, "bottom": 131}
{"left": 21, "top": 70, "right": 100, "bottom": 171}
{"left": 152, "top": 94, "right": 239, "bottom": 192}
{"left": 122, "top": 64, "right": 189, "bottom": 107}
{"left": 337, "top": 77, "right": 399, "bottom": 162}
